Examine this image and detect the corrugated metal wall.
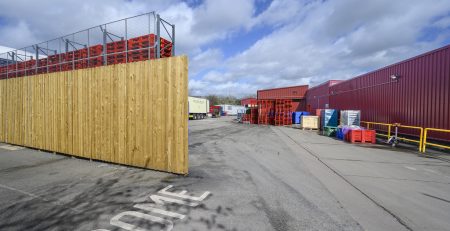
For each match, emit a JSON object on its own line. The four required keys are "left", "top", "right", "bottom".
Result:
{"left": 306, "top": 80, "right": 342, "bottom": 114}
{"left": 329, "top": 45, "right": 450, "bottom": 141}
{"left": 257, "top": 85, "right": 309, "bottom": 100}
{"left": 241, "top": 98, "right": 257, "bottom": 106}
{"left": 257, "top": 85, "right": 309, "bottom": 111}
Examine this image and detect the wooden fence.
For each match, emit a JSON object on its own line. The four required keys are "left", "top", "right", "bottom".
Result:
{"left": 0, "top": 56, "right": 188, "bottom": 174}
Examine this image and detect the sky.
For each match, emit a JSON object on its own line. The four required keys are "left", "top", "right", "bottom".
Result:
{"left": 1, "top": 0, "right": 450, "bottom": 97}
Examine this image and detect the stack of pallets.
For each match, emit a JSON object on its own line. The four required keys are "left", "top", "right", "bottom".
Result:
{"left": 274, "top": 99, "right": 292, "bottom": 126}
{"left": 257, "top": 100, "right": 275, "bottom": 125}
{"left": 0, "top": 33, "right": 174, "bottom": 79}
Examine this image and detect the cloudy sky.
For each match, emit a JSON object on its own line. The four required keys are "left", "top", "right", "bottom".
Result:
{"left": 1, "top": 0, "right": 450, "bottom": 97}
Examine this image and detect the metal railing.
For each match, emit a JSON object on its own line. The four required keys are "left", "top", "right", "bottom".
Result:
{"left": 423, "top": 128, "right": 450, "bottom": 153}
{"left": 361, "top": 121, "right": 424, "bottom": 152}
{"left": 362, "top": 121, "right": 392, "bottom": 139}
{"left": 0, "top": 12, "right": 175, "bottom": 79}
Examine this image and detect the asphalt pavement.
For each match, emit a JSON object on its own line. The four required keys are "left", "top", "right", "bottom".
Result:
{"left": 0, "top": 117, "right": 449, "bottom": 231}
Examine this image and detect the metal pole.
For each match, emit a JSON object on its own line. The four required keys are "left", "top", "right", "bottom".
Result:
{"left": 147, "top": 14, "right": 152, "bottom": 59}
{"left": 47, "top": 42, "right": 49, "bottom": 74}
{"left": 72, "top": 34, "right": 75, "bottom": 70}
{"left": 125, "top": 19, "right": 128, "bottom": 63}
{"left": 156, "top": 14, "right": 161, "bottom": 59}
{"left": 35, "top": 45, "right": 39, "bottom": 74}
{"left": 172, "top": 24, "right": 175, "bottom": 56}
{"left": 103, "top": 26, "right": 107, "bottom": 65}
{"left": 87, "top": 29, "right": 91, "bottom": 67}
{"left": 13, "top": 52, "right": 17, "bottom": 78}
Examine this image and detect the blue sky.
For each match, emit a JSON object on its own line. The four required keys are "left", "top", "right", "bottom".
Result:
{"left": 1, "top": 0, "right": 450, "bottom": 97}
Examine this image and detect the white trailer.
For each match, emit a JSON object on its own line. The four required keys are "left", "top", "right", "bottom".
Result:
{"left": 188, "top": 96, "right": 210, "bottom": 120}
{"left": 217, "top": 104, "right": 246, "bottom": 116}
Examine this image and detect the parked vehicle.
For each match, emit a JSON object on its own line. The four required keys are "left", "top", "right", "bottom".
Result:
{"left": 188, "top": 96, "right": 209, "bottom": 120}
{"left": 217, "top": 104, "right": 246, "bottom": 116}
{"left": 210, "top": 106, "right": 222, "bottom": 118}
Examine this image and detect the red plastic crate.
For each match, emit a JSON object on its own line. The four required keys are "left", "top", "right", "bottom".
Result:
{"left": 74, "top": 60, "right": 88, "bottom": 69}
{"left": 38, "top": 58, "right": 48, "bottom": 67}
{"left": 62, "top": 52, "right": 74, "bottom": 62}
{"left": 88, "top": 57, "right": 103, "bottom": 68}
{"left": 346, "top": 130, "right": 362, "bottom": 143}
{"left": 89, "top": 45, "right": 103, "bottom": 57}
{"left": 74, "top": 48, "right": 88, "bottom": 60}
{"left": 107, "top": 41, "right": 126, "bottom": 54}
{"left": 48, "top": 54, "right": 61, "bottom": 65}
{"left": 362, "top": 130, "right": 376, "bottom": 144}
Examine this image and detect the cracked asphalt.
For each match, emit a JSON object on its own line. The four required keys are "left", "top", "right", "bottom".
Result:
{"left": 0, "top": 117, "right": 449, "bottom": 230}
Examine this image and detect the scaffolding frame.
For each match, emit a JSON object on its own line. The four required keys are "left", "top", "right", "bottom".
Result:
{"left": 0, "top": 12, "right": 175, "bottom": 79}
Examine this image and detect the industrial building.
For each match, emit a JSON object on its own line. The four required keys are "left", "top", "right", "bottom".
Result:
{"left": 257, "top": 85, "right": 309, "bottom": 111}
{"left": 305, "top": 80, "right": 342, "bottom": 112}
{"left": 306, "top": 44, "right": 450, "bottom": 142}
{"left": 241, "top": 97, "right": 257, "bottom": 107}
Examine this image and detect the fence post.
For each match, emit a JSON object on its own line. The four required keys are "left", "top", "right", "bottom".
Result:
{"left": 156, "top": 14, "right": 161, "bottom": 59}
{"left": 172, "top": 24, "right": 175, "bottom": 56}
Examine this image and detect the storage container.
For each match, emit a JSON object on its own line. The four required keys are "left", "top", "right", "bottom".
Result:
{"left": 320, "top": 109, "right": 338, "bottom": 129}
{"left": 340, "top": 110, "right": 361, "bottom": 126}
{"left": 292, "top": 111, "right": 310, "bottom": 124}
{"left": 301, "top": 116, "right": 319, "bottom": 129}
{"left": 322, "top": 126, "right": 338, "bottom": 137}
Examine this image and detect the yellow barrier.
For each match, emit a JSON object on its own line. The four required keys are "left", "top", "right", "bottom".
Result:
{"left": 423, "top": 128, "right": 450, "bottom": 153}
{"left": 396, "top": 125, "right": 424, "bottom": 152}
{"left": 361, "top": 121, "right": 392, "bottom": 139}
{"left": 361, "top": 121, "right": 424, "bottom": 152}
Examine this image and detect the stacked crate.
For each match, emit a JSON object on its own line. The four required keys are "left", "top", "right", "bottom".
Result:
{"left": 128, "top": 35, "right": 155, "bottom": 62}
{"left": 106, "top": 40, "right": 126, "bottom": 65}
{"left": 274, "top": 99, "right": 292, "bottom": 126}
{"left": 257, "top": 100, "right": 274, "bottom": 125}
{"left": 250, "top": 108, "right": 258, "bottom": 124}
{"left": 0, "top": 66, "right": 7, "bottom": 79}
{"left": 0, "top": 33, "right": 172, "bottom": 79}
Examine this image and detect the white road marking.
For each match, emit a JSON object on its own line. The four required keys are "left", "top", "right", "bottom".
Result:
{"left": 94, "top": 185, "right": 211, "bottom": 231}
{"left": 158, "top": 185, "right": 211, "bottom": 201}
{"left": 404, "top": 166, "right": 417, "bottom": 171}
{"left": 110, "top": 211, "right": 173, "bottom": 231}
{"left": 134, "top": 203, "right": 186, "bottom": 219}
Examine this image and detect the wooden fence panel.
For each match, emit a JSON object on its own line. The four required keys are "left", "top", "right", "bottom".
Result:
{"left": 0, "top": 56, "right": 188, "bottom": 174}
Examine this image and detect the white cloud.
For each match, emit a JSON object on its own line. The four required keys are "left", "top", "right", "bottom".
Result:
{"left": 2, "top": 0, "right": 450, "bottom": 98}
{"left": 190, "top": 48, "right": 224, "bottom": 75}
{"left": 193, "top": 0, "right": 450, "bottom": 96}
{"left": 0, "top": 0, "right": 254, "bottom": 55}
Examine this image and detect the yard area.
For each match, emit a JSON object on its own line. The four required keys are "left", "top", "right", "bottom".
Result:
{"left": 0, "top": 117, "right": 449, "bottom": 231}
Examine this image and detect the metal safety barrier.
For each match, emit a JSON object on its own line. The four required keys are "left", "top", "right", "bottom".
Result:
{"left": 361, "top": 121, "right": 424, "bottom": 152}
{"left": 422, "top": 128, "right": 450, "bottom": 153}
{"left": 362, "top": 121, "right": 392, "bottom": 139}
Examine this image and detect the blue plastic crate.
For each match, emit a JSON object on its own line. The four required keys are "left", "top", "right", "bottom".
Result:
{"left": 292, "top": 111, "right": 310, "bottom": 124}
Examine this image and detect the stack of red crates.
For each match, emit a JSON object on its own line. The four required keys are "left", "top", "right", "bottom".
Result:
{"left": 258, "top": 100, "right": 275, "bottom": 125}
{"left": 0, "top": 33, "right": 173, "bottom": 79}
{"left": 345, "top": 129, "right": 376, "bottom": 144}
{"left": 0, "top": 66, "right": 7, "bottom": 79}
{"left": 274, "top": 99, "right": 292, "bottom": 126}
{"left": 250, "top": 108, "right": 258, "bottom": 124}
{"left": 106, "top": 41, "right": 126, "bottom": 65}
{"left": 127, "top": 35, "right": 155, "bottom": 62}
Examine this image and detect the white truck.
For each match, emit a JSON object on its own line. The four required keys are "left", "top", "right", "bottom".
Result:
{"left": 188, "top": 96, "right": 210, "bottom": 120}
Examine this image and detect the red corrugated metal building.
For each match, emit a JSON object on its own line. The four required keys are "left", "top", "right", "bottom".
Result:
{"left": 241, "top": 98, "right": 257, "bottom": 107}
{"left": 257, "top": 85, "right": 309, "bottom": 111}
{"left": 305, "top": 80, "right": 342, "bottom": 114}
{"left": 327, "top": 45, "right": 450, "bottom": 141}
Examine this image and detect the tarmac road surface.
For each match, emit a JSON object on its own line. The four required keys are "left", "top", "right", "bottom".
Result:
{"left": 0, "top": 117, "right": 449, "bottom": 231}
